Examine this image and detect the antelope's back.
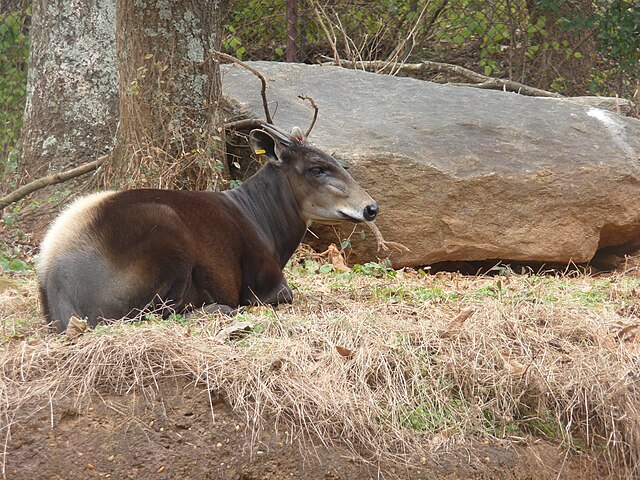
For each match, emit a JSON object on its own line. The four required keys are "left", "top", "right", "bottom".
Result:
{"left": 38, "top": 191, "right": 116, "bottom": 286}
{"left": 38, "top": 189, "right": 247, "bottom": 330}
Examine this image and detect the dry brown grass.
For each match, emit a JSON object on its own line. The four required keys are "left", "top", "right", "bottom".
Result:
{"left": 1, "top": 257, "right": 639, "bottom": 476}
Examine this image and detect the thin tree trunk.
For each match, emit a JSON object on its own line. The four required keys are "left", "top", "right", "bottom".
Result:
{"left": 524, "top": 0, "right": 596, "bottom": 95}
{"left": 286, "top": 0, "right": 298, "bottom": 62}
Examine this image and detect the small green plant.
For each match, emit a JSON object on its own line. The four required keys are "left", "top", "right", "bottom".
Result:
{"left": 0, "top": 255, "right": 30, "bottom": 273}
{"left": 470, "top": 284, "right": 502, "bottom": 299}
{"left": 47, "top": 189, "right": 72, "bottom": 204}
{"left": 414, "top": 286, "right": 458, "bottom": 302}
{"left": 520, "top": 410, "right": 564, "bottom": 441}
{"left": 290, "top": 259, "right": 337, "bottom": 276}
{"left": 297, "top": 259, "right": 321, "bottom": 275}
{"left": 223, "top": 25, "right": 246, "bottom": 59}
{"left": 352, "top": 261, "right": 395, "bottom": 278}
{"left": 372, "top": 284, "right": 458, "bottom": 304}
{"left": 397, "top": 377, "right": 469, "bottom": 433}
{"left": 571, "top": 279, "right": 611, "bottom": 306}
{"left": 167, "top": 313, "right": 188, "bottom": 325}
{"left": 0, "top": 242, "right": 31, "bottom": 273}
{"left": 1, "top": 209, "right": 19, "bottom": 228}
{"left": 482, "top": 409, "right": 522, "bottom": 437}
{"left": 400, "top": 405, "right": 452, "bottom": 432}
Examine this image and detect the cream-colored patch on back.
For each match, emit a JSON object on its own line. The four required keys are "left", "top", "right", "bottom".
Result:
{"left": 38, "top": 191, "right": 116, "bottom": 281}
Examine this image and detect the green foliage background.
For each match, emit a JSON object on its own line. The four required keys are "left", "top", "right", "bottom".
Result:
{"left": 223, "top": 0, "right": 638, "bottom": 97}
{"left": 1, "top": 1, "right": 638, "bottom": 188}
{"left": 0, "top": 7, "right": 29, "bottom": 188}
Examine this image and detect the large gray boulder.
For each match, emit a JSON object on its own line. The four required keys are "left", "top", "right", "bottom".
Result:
{"left": 222, "top": 62, "right": 640, "bottom": 267}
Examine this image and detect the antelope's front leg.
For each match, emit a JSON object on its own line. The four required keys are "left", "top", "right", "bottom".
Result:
{"left": 245, "top": 275, "right": 293, "bottom": 306}
{"left": 260, "top": 277, "right": 293, "bottom": 305}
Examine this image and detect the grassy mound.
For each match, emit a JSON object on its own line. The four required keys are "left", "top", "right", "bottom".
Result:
{"left": 1, "top": 252, "right": 639, "bottom": 477}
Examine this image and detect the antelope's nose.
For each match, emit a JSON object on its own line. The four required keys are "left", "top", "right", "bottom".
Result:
{"left": 363, "top": 203, "right": 378, "bottom": 221}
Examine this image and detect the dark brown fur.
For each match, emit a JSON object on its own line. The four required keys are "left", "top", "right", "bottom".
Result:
{"left": 39, "top": 127, "right": 377, "bottom": 332}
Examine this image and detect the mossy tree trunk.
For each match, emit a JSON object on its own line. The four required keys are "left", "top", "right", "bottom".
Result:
{"left": 108, "top": 0, "right": 226, "bottom": 190}
{"left": 19, "top": 0, "right": 119, "bottom": 181}
{"left": 20, "top": 0, "right": 225, "bottom": 196}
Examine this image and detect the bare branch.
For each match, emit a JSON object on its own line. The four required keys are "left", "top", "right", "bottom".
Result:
{"left": 298, "top": 95, "right": 319, "bottom": 137}
{"left": 327, "top": 59, "right": 562, "bottom": 98}
{"left": 384, "top": 0, "right": 431, "bottom": 75}
{"left": 223, "top": 118, "right": 266, "bottom": 131}
{"left": 311, "top": 1, "right": 340, "bottom": 65}
{"left": 365, "top": 221, "right": 410, "bottom": 253}
{"left": 205, "top": 51, "right": 274, "bottom": 124}
{"left": 0, "top": 156, "right": 108, "bottom": 211}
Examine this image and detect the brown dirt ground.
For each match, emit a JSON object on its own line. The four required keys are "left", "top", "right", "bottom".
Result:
{"left": 5, "top": 381, "right": 612, "bottom": 480}
{"left": 3, "top": 210, "right": 637, "bottom": 479}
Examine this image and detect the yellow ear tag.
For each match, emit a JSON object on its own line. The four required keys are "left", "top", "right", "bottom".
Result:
{"left": 255, "top": 149, "right": 266, "bottom": 155}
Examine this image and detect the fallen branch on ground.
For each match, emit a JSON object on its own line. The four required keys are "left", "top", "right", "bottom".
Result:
{"left": 325, "top": 58, "right": 562, "bottom": 98}
{"left": 0, "top": 156, "right": 108, "bottom": 211}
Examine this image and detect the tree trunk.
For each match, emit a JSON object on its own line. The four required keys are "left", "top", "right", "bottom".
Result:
{"left": 15, "top": 0, "right": 225, "bottom": 240}
{"left": 525, "top": 0, "right": 596, "bottom": 95}
{"left": 20, "top": 0, "right": 118, "bottom": 181}
{"left": 286, "top": 0, "right": 298, "bottom": 62}
{"left": 108, "top": 0, "right": 225, "bottom": 190}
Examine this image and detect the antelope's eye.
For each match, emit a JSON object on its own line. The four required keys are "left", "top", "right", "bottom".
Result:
{"left": 308, "top": 166, "right": 325, "bottom": 176}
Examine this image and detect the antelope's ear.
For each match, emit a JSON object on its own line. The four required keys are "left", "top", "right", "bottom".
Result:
{"left": 290, "top": 126, "right": 307, "bottom": 143}
{"left": 249, "top": 129, "right": 285, "bottom": 166}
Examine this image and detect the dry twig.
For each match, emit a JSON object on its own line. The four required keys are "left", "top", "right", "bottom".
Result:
{"left": 311, "top": 1, "right": 340, "bottom": 65}
{"left": 327, "top": 59, "right": 562, "bottom": 97}
{"left": 298, "top": 95, "right": 319, "bottom": 137}
{"left": 208, "top": 51, "right": 274, "bottom": 124}
{"left": 365, "top": 221, "right": 410, "bottom": 253}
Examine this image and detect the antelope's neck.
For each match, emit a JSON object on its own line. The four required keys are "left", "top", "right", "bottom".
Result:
{"left": 224, "top": 163, "right": 307, "bottom": 268}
